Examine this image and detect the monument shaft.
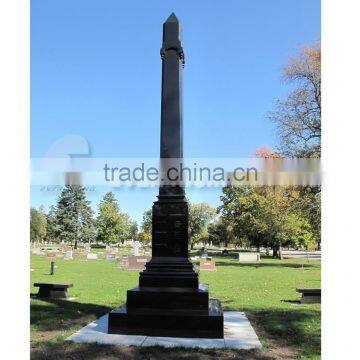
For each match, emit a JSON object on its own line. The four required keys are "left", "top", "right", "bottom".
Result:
{"left": 159, "top": 13, "right": 185, "bottom": 197}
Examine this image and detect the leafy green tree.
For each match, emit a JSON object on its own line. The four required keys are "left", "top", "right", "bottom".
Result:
{"left": 53, "top": 185, "right": 96, "bottom": 248}
{"left": 137, "top": 231, "right": 151, "bottom": 245}
{"left": 97, "top": 191, "right": 133, "bottom": 245}
{"left": 218, "top": 185, "right": 316, "bottom": 258}
{"left": 141, "top": 208, "right": 152, "bottom": 242}
{"left": 45, "top": 205, "right": 57, "bottom": 243}
{"left": 207, "top": 218, "right": 237, "bottom": 248}
{"left": 188, "top": 203, "right": 216, "bottom": 249}
{"left": 142, "top": 209, "right": 152, "bottom": 235}
{"left": 30, "top": 207, "right": 47, "bottom": 243}
{"left": 129, "top": 220, "right": 138, "bottom": 241}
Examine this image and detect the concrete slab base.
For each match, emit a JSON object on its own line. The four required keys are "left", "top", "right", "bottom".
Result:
{"left": 67, "top": 311, "right": 261, "bottom": 349}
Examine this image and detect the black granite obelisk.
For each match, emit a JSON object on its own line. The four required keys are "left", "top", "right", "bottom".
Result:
{"left": 108, "top": 13, "right": 223, "bottom": 339}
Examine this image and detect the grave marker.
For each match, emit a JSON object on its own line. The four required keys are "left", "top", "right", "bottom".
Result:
{"left": 64, "top": 250, "right": 73, "bottom": 260}
{"left": 116, "top": 256, "right": 129, "bottom": 269}
{"left": 238, "top": 253, "right": 260, "bottom": 262}
{"left": 86, "top": 253, "right": 98, "bottom": 260}
{"left": 133, "top": 241, "right": 140, "bottom": 256}
{"left": 106, "top": 254, "right": 117, "bottom": 261}
{"left": 126, "top": 255, "right": 151, "bottom": 270}
{"left": 200, "top": 258, "right": 216, "bottom": 272}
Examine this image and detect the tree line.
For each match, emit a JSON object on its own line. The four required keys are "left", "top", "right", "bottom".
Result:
{"left": 30, "top": 187, "right": 137, "bottom": 248}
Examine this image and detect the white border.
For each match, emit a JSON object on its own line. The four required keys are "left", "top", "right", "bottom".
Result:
{"left": 323, "top": 0, "right": 360, "bottom": 359}
{"left": 2, "top": 0, "right": 360, "bottom": 358}
{"left": 0, "top": 0, "right": 29, "bottom": 358}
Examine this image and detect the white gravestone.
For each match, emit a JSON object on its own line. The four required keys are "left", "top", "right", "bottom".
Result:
{"left": 87, "top": 253, "right": 98, "bottom": 260}
{"left": 133, "top": 241, "right": 140, "bottom": 256}
{"left": 85, "top": 243, "right": 91, "bottom": 252}
{"left": 64, "top": 250, "right": 73, "bottom": 260}
{"left": 238, "top": 253, "right": 260, "bottom": 262}
{"left": 31, "top": 247, "right": 43, "bottom": 255}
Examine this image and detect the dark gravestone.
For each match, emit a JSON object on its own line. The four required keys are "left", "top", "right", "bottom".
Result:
{"left": 108, "top": 13, "right": 223, "bottom": 338}
{"left": 296, "top": 288, "right": 321, "bottom": 304}
{"left": 34, "top": 282, "right": 73, "bottom": 299}
{"left": 50, "top": 260, "right": 55, "bottom": 275}
{"left": 201, "top": 247, "right": 209, "bottom": 258}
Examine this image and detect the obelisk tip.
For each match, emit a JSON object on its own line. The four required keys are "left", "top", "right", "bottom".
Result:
{"left": 165, "top": 12, "right": 179, "bottom": 23}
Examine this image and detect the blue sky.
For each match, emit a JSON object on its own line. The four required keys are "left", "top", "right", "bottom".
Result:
{"left": 31, "top": 0, "right": 320, "bottom": 222}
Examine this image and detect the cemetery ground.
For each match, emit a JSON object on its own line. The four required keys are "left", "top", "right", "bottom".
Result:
{"left": 30, "top": 249, "right": 320, "bottom": 359}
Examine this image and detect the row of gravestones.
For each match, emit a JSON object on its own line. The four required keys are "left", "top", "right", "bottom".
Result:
{"left": 32, "top": 245, "right": 260, "bottom": 269}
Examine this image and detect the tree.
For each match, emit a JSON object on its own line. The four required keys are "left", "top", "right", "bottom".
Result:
{"left": 45, "top": 205, "right": 57, "bottom": 243}
{"left": 207, "top": 218, "right": 237, "bottom": 248}
{"left": 268, "top": 42, "right": 321, "bottom": 158}
{"left": 188, "top": 203, "right": 216, "bottom": 249}
{"left": 141, "top": 209, "right": 152, "bottom": 239}
{"left": 137, "top": 231, "right": 151, "bottom": 245}
{"left": 218, "top": 185, "right": 316, "bottom": 258}
{"left": 97, "top": 191, "right": 133, "bottom": 245}
{"left": 129, "top": 221, "right": 138, "bottom": 241}
{"left": 30, "top": 207, "right": 47, "bottom": 243}
{"left": 53, "top": 185, "right": 96, "bottom": 248}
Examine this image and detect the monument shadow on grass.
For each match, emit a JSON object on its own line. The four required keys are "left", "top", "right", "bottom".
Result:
{"left": 30, "top": 297, "right": 111, "bottom": 332}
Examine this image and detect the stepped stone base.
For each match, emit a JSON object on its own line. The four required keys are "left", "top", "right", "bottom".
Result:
{"left": 108, "top": 287, "right": 224, "bottom": 339}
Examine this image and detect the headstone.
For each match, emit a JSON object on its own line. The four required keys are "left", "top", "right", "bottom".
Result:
{"left": 116, "top": 256, "right": 129, "bottom": 269}
{"left": 133, "top": 241, "right": 140, "bottom": 256}
{"left": 238, "top": 252, "right": 260, "bottom": 262}
{"left": 126, "top": 255, "right": 150, "bottom": 270}
{"left": 31, "top": 247, "right": 42, "bottom": 255}
{"left": 107, "top": 247, "right": 118, "bottom": 255}
{"left": 201, "top": 248, "right": 208, "bottom": 258}
{"left": 86, "top": 253, "right": 98, "bottom": 260}
{"left": 46, "top": 253, "right": 56, "bottom": 260}
{"left": 64, "top": 249, "right": 73, "bottom": 260}
{"left": 73, "top": 251, "right": 85, "bottom": 259}
{"left": 108, "top": 14, "right": 223, "bottom": 339}
{"left": 84, "top": 243, "right": 91, "bottom": 253}
{"left": 296, "top": 288, "right": 321, "bottom": 304}
{"left": 106, "top": 254, "right": 117, "bottom": 261}
{"left": 200, "top": 258, "right": 216, "bottom": 272}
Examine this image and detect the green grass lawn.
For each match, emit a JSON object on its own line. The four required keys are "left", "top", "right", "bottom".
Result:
{"left": 30, "top": 251, "right": 320, "bottom": 359}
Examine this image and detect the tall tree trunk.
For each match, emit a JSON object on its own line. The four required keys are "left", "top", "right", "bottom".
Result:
{"left": 272, "top": 246, "right": 278, "bottom": 258}
{"left": 273, "top": 243, "right": 283, "bottom": 259}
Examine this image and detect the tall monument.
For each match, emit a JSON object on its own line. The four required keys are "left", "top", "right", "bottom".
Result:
{"left": 108, "top": 13, "right": 223, "bottom": 338}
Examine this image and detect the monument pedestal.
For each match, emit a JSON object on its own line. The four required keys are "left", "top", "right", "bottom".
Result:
{"left": 108, "top": 292, "right": 223, "bottom": 339}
